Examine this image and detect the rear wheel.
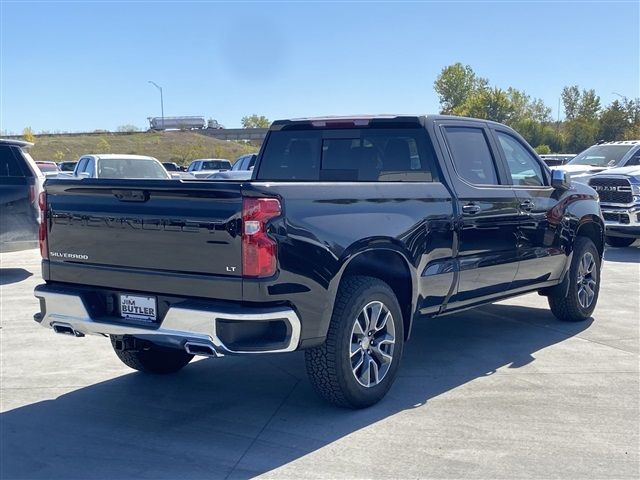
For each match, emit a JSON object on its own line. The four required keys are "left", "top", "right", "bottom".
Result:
{"left": 305, "top": 276, "right": 404, "bottom": 408}
{"left": 110, "top": 336, "right": 194, "bottom": 374}
{"left": 605, "top": 236, "right": 636, "bottom": 248}
{"left": 548, "top": 236, "right": 601, "bottom": 322}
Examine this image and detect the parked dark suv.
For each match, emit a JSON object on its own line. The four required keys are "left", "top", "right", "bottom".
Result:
{"left": 0, "top": 139, "right": 44, "bottom": 252}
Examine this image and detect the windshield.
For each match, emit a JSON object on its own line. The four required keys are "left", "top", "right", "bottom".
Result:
{"left": 201, "top": 160, "right": 231, "bottom": 170}
{"left": 97, "top": 158, "right": 169, "bottom": 179}
{"left": 568, "top": 145, "right": 633, "bottom": 167}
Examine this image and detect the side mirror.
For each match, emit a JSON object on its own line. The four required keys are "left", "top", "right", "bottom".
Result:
{"left": 551, "top": 169, "right": 571, "bottom": 190}
{"left": 170, "top": 173, "right": 181, "bottom": 179}
{"left": 77, "top": 171, "right": 91, "bottom": 178}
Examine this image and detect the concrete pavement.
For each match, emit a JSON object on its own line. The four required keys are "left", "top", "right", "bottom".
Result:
{"left": 1, "top": 247, "right": 638, "bottom": 479}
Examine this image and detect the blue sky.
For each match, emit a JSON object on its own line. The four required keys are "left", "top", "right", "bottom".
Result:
{"left": 1, "top": 1, "right": 638, "bottom": 133}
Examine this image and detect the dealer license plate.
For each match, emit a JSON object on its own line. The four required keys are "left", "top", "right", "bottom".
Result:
{"left": 120, "top": 294, "right": 157, "bottom": 322}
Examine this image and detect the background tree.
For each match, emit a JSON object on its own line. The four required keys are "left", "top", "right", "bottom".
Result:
{"left": 534, "top": 144, "right": 551, "bottom": 154}
{"left": 433, "top": 63, "right": 488, "bottom": 114}
{"left": 95, "top": 138, "right": 111, "bottom": 153}
{"left": 561, "top": 86, "right": 581, "bottom": 120}
{"left": 599, "top": 100, "right": 628, "bottom": 141}
{"left": 117, "top": 124, "right": 140, "bottom": 133}
{"left": 22, "top": 127, "right": 35, "bottom": 143}
{"left": 241, "top": 115, "right": 271, "bottom": 129}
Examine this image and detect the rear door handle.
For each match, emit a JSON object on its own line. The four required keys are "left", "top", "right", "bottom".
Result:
{"left": 462, "top": 203, "right": 481, "bottom": 215}
{"left": 520, "top": 200, "right": 535, "bottom": 212}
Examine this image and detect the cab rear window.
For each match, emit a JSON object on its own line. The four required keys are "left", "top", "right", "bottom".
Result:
{"left": 256, "top": 129, "right": 436, "bottom": 182}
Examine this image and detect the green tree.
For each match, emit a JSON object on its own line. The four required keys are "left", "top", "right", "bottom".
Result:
{"left": 454, "top": 87, "right": 515, "bottom": 123}
{"left": 22, "top": 127, "right": 35, "bottom": 143}
{"left": 561, "top": 85, "right": 581, "bottom": 120}
{"left": 599, "top": 100, "right": 628, "bottom": 141}
{"left": 117, "top": 124, "right": 139, "bottom": 133}
{"left": 534, "top": 144, "right": 551, "bottom": 154}
{"left": 241, "top": 115, "right": 271, "bottom": 128}
{"left": 578, "top": 89, "right": 601, "bottom": 120}
{"left": 96, "top": 138, "right": 111, "bottom": 153}
{"left": 434, "top": 63, "right": 488, "bottom": 114}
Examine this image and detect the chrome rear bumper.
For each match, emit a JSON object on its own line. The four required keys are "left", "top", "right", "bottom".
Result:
{"left": 34, "top": 285, "right": 301, "bottom": 356}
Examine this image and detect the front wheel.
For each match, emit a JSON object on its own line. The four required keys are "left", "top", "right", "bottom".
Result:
{"left": 605, "top": 236, "right": 636, "bottom": 248}
{"left": 548, "top": 236, "right": 601, "bottom": 322}
{"left": 305, "top": 276, "right": 404, "bottom": 408}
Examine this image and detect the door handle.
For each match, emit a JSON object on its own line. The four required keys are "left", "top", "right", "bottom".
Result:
{"left": 519, "top": 200, "right": 535, "bottom": 212}
{"left": 462, "top": 203, "right": 481, "bottom": 215}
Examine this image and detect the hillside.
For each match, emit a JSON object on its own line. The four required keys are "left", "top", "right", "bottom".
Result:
{"left": 27, "top": 131, "right": 260, "bottom": 166}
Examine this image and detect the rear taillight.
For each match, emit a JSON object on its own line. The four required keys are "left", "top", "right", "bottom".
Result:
{"left": 38, "top": 191, "right": 48, "bottom": 259}
{"left": 242, "top": 197, "right": 281, "bottom": 278}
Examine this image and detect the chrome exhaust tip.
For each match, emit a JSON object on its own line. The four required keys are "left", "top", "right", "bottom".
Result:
{"left": 51, "top": 322, "right": 84, "bottom": 337}
{"left": 184, "top": 341, "right": 219, "bottom": 357}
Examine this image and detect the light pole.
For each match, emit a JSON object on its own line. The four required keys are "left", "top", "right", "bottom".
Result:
{"left": 612, "top": 91, "right": 626, "bottom": 101}
{"left": 148, "top": 81, "right": 164, "bottom": 129}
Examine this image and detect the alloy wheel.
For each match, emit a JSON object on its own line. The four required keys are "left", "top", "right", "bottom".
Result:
{"left": 349, "top": 301, "right": 396, "bottom": 388}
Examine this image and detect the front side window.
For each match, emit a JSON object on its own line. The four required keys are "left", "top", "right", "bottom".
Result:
{"left": 444, "top": 126, "right": 499, "bottom": 185}
{"left": 495, "top": 132, "right": 545, "bottom": 187}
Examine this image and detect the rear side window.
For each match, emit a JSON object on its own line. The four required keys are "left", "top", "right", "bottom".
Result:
{"left": 257, "top": 131, "right": 321, "bottom": 180}
{"left": 256, "top": 129, "right": 435, "bottom": 182}
{"left": 443, "top": 126, "right": 499, "bottom": 185}
{"left": 0, "top": 147, "right": 23, "bottom": 177}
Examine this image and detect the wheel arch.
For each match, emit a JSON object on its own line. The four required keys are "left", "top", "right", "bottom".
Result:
{"left": 331, "top": 244, "right": 417, "bottom": 341}
{"left": 576, "top": 216, "right": 605, "bottom": 258}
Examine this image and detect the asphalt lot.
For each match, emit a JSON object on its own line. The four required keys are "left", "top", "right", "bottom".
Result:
{"left": 1, "top": 247, "right": 638, "bottom": 479}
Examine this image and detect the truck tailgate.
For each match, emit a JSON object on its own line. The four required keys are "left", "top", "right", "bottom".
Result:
{"left": 44, "top": 179, "right": 243, "bottom": 297}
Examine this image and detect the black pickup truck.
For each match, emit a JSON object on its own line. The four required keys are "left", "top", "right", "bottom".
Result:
{"left": 34, "top": 115, "right": 604, "bottom": 408}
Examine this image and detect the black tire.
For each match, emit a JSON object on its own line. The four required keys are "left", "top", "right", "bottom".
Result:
{"left": 605, "top": 236, "right": 636, "bottom": 248}
{"left": 548, "top": 236, "right": 601, "bottom": 322}
{"left": 110, "top": 337, "right": 194, "bottom": 374}
{"left": 305, "top": 276, "right": 405, "bottom": 409}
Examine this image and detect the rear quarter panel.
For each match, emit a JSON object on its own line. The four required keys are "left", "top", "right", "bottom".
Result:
{"left": 242, "top": 181, "right": 455, "bottom": 343}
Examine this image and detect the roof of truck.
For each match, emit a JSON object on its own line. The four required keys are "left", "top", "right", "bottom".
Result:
{"left": 0, "top": 138, "right": 33, "bottom": 148}
{"left": 270, "top": 114, "right": 509, "bottom": 130}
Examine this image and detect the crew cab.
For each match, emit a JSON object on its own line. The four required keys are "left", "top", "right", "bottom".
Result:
{"left": 34, "top": 115, "right": 604, "bottom": 408}
{"left": 186, "top": 158, "right": 232, "bottom": 178}
{"left": 1, "top": 139, "right": 43, "bottom": 253}
{"left": 589, "top": 166, "right": 640, "bottom": 247}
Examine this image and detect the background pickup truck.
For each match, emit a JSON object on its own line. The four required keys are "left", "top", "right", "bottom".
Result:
{"left": 0, "top": 139, "right": 44, "bottom": 253}
{"left": 589, "top": 166, "right": 640, "bottom": 247}
{"left": 34, "top": 115, "right": 605, "bottom": 408}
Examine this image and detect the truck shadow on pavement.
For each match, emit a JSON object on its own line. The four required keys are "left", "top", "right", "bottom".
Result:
{"left": 0, "top": 268, "right": 33, "bottom": 286}
{"left": 1, "top": 304, "right": 593, "bottom": 480}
